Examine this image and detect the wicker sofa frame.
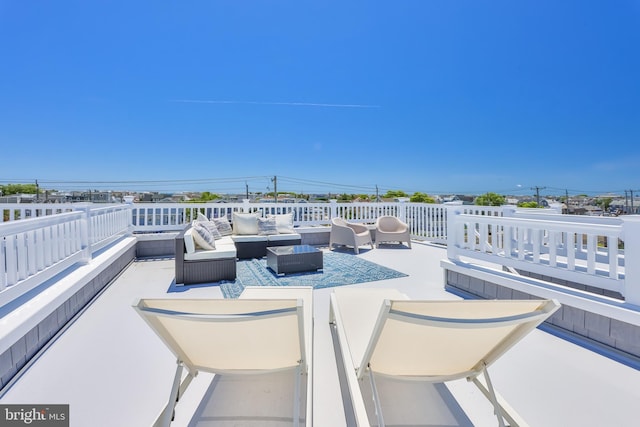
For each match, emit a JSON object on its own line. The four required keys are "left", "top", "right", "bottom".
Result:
{"left": 233, "top": 236, "right": 302, "bottom": 259}
{"left": 175, "top": 225, "right": 237, "bottom": 285}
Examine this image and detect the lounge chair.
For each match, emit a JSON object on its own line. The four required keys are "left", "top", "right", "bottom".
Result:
{"left": 329, "top": 288, "right": 560, "bottom": 427}
{"left": 133, "top": 286, "right": 313, "bottom": 427}
{"left": 329, "top": 217, "right": 374, "bottom": 254}
{"left": 375, "top": 215, "right": 411, "bottom": 248}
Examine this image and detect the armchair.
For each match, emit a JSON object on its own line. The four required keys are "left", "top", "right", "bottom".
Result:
{"left": 329, "top": 217, "right": 374, "bottom": 254}
{"left": 375, "top": 216, "right": 411, "bottom": 248}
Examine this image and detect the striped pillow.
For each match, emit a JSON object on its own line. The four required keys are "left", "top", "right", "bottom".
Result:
{"left": 193, "top": 219, "right": 222, "bottom": 240}
{"left": 191, "top": 222, "right": 216, "bottom": 250}
{"left": 258, "top": 216, "right": 278, "bottom": 235}
{"left": 212, "top": 216, "right": 233, "bottom": 237}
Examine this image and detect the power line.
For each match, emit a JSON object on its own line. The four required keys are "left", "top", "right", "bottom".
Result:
{"left": 1, "top": 175, "right": 637, "bottom": 198}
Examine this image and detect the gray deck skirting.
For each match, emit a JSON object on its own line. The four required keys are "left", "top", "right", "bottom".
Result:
{"left": 444, "top": 267, "right": 640, "bottom": 361}
{"left": 1, "top": 240, "right": 136, "bottom": 390}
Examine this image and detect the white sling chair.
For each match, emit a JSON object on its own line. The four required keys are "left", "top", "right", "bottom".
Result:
{"left": 329, "top": 288, "right": 560, "bottom": 427}
{"left": 133, "top": 286, "right": 313, "bottom": 427}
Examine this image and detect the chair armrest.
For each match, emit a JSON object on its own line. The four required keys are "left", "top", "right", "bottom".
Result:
{"left": 347, "top": 223, "right": 368, "bottom": 234}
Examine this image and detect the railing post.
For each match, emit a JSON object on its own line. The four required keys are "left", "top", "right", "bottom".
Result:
{"left": 446, "top": 204, "right": 462, "bottom": 261}
{"left": 398, "top": 199, "right": 407, "bottom": 223}
{"left": 125, "top": 204, "right": 134, "bottom": 236}
{"left": 621, "top": 216, "right": 640, "bottom": 307}
{"left": 329, "top": 199, "right": 338, "bottom": 219}
{"left": 502, "top": 205, "right": 517, "bottom": 217}
{"left": 124, "top": 196, "right": 136, "bottom": 231}
{"left": 76, "top": 203, "right": 92, "bottom": 264}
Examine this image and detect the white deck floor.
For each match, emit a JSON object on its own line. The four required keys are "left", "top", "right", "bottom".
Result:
{"left": 2, "top": 242, "right": 640, "bottom": 426}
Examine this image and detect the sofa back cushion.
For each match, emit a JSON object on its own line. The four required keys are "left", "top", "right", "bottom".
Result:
{"left": 183, "top": 228, "right": 197, "bottom": 254}
{"left": 233, "top": 212, "right": 260, "bottom": 235}
{"left": 271, "top": 213, "right": 294, "bottom": 233}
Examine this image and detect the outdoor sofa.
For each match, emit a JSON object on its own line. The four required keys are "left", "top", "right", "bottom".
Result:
{"left": 230, "top": 212, "right": 302, "bottom": 259}
{"left": 174, "top": 223, "right": 237, "bottom": 285}
{"left": 174, "top": 212, "right": 302, "bottom": 285}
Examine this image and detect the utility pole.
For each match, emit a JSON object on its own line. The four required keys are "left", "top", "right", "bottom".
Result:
{"left": 531, "top": 186, "right": 546, "bottom": 207}
{"left": 35, "top": 179, "right": 39, "bottom": 202}
{"left": 565, "top": 189, "right": 569, "bottom": 214}
{"left": 271, "top": 176, "right": 277, "bottom": 203}
{"left": 376, "top": 185, "right": 379, "bottom": 202}
{"left": 245, "top": 182, "right": 249, "bottom": 200}
{"left": 625, "top": 190, "right": 637, "bottom": 214}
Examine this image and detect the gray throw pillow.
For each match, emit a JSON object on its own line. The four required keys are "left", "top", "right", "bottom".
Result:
{"left": 258, "top": 216, "right": 278, "bottom": 235}
{"left": 212, "top": 216, "right": 233, "bottom": 236}
{"left": 193, "top": 219, "right": 222, "bottom": 240}
{"left": 191, "top": 222, "right": 216, "bottom": 250}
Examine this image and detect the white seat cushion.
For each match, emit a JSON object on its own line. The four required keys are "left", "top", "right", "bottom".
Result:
{"left": 184, "top": 246, "right": 237, "bottom": 261}
{"left": 267, "top": 233, "right": 301, "bottom": 242}
{"left": 231, "top": 234, "right": 268, "bottom": 243}
{"left": 216, "top": 236, "right": 235, "bottom": 246}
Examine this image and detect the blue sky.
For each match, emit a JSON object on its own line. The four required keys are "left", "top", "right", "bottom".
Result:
{"left": 1, "top": 1, "right": 639, "bottom": 197}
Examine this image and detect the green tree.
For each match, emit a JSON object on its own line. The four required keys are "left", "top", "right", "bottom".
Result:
{"left": 518, "top": 201, "right": 539, "bottom": 208}
{"left": 596, "top": 197, "right": 612, "bottom": 211}
{"left": 188, "top": 191, "right": 221, "bottom": 203}
{"left": 383, "top": 190, "right": 408, "bottom": 199}
{"left": 201, "top": 191, "right": 220, "bottom": 201}
{"left": 0, "top": 183, "right": 38, "bottom": 195}
{"left": 474, "top": 192, "right": 505, "bottom": 206}
{"left": 410, "top": 192, "right": 435, "bottom": 203}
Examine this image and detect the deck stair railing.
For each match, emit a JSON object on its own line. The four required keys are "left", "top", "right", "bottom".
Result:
{"left": 447, "top": 205, "right": 640, "bottom": 306}
{"left": 0, "top": 204, "right": 131, "bottom": 306}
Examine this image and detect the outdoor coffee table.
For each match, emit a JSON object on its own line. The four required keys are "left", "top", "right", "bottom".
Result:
{"left": 266, "top": 245, "right": 323, "bottom": 275}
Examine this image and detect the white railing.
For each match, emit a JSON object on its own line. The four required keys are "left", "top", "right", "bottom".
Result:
{"left": 447, "top": 205, "right": 640, "bottom": 305}
{"left": 4, "top": 200, "right": 639, "bottom": 305}
{"left": 1, "top": 203, "right": 75, "bottom": 222}
{"left": 0, "top": 204, "right": 131, "bottom": 306}
{"left": 128, "top": 202, "right": 335, "bottom": 231}
{"left": 127, "top": 200, "right": 452, "bottom": 243}
{"left": 88, "top": 204, "right": 132, "bottom": 251}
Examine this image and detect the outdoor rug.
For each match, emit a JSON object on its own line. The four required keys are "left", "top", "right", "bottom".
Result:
{"left": 219, "top": 251, "right": 408, "bottom": 298}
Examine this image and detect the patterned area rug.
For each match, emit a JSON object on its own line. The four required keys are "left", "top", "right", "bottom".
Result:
{"left": 220, "top": 251, "right": 407, "bottom": 298}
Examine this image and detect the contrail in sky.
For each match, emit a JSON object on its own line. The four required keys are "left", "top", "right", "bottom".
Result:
{"left": 172, "top": 99, "right": 381, "bottom": 108}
